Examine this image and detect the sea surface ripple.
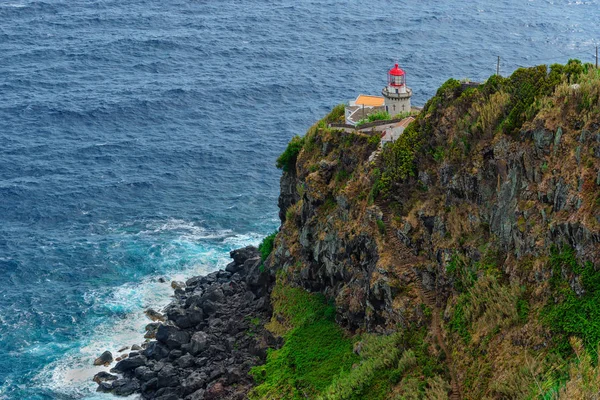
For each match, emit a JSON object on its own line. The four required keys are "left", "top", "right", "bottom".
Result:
{"left": 1, "top": 0, "right": 599, "bottom": 398}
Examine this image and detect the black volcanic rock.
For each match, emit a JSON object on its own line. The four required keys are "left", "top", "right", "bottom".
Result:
{"left": 93, "top": 245, "right": 275, "bottom": 399}
{"left": 93, "top": 350, "right": 113, "bottom": 366}
{"left": 112, "top": 355, "right": 147, "bottom": 373}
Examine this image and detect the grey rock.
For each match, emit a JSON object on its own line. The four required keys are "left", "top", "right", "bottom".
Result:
{"left": 156, "top": 325, "right": 190, "bottom": 349}
{"left": 93, "top": 371, "right": 117, "bottom": 384}
{"left": 134, "top": 366, "right": 156, "bottom": 382}
{"left": 157, "top": 364, "right": 179, "bottom": 388}
{"left": 186, "top": 388, "right": 206, "bottom": 400}
{"left": 93, "top": 351, "right": 113, "bottom": 366}
{"left": 96, "top": 381, "right": 113, "bottom": 393}
{"left": 112, "top": 378, "right": 140, "bottom": 396}
{"left": 171, "top": 281, "right": 186, "bottom": 290}
{"left": 145, "top": 308, "right": 165, "bottom": 322}
{"left": 111, "top": 355, "right": 147, "bottom": 373}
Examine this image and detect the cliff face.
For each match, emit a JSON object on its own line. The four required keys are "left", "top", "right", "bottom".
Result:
{"left": 262, "top": 63, "right": 600, "bottom": 399}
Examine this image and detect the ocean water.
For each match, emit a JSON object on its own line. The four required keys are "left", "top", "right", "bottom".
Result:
{"left": 1, "top": 0, "right": 599, "bottom": 398}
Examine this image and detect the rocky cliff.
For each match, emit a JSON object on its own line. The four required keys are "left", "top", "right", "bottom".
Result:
{"left": 258, "top": 61, "right": 600, "bottom": 399}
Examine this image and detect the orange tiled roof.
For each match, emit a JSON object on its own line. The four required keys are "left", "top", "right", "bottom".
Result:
{"left": 354, "top": 95, "right": 385, "bottom": 107}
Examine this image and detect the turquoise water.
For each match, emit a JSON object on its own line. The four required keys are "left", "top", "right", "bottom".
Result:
{"left": 1, "top": 0, "right": 599, "bottom": 398}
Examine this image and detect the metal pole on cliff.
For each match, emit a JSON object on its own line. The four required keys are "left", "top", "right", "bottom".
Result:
{"left": 496, "top": 56, "right": 500, "bottom": 76}
{"left": 596, "top": 46, "right": 598, "bottom": 69}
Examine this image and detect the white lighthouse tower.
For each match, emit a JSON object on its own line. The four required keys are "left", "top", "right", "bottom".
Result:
{"left": 382, "top": 63, "right": 412, "bottom": 116}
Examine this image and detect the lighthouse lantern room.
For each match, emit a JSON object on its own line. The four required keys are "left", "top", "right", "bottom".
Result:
{"left": 382, "top": 63, "right": 412, "bottom": 116}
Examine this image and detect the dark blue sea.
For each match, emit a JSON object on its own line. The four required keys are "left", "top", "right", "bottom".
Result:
{"left": 0, "top": 0, "right": 599, "bottom": 398}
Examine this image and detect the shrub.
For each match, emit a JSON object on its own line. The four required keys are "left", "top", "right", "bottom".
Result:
{"left": 277, "top": 136, "right": 305, "bottom": 172}
{"left": 367, "top": 111, "right": 391, "bottom": 122}
{"left": 367, "top": 134, "right": 381, "bottom": 147}
{"left": 258, "top": 231, "right": 278, "bottom": 262}
{"left": 378, "top": 119, "right": 424, "bottom": 192}
{"left": 472, "top": 90, "right": 511, "bottom": 137}
{"left": 325, "top": 104, "right": 346, "bottom": 124}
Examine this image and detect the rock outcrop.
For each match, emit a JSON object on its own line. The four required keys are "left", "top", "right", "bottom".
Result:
{"left": 94, "top": 246, "right": 276, "bottom": 399}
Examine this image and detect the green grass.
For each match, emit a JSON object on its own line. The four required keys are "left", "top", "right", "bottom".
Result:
{"left": 250, "top": 284, "right": 357, "bottom": 399}
{"left": 543, "top": 246, "right": 600, "bottom": 361}
{"left": 376, "top": 219, "right": 385, "bottom": 235}
{"left": 319, "top": 326, "right": 446, "bottom": 400}
{"left": 448, "top": 292, "right": 472, "bottom": 344}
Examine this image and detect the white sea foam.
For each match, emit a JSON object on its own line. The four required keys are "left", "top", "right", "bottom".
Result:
{"left": 32, "top": 224, "right": 263, "bottom": 399}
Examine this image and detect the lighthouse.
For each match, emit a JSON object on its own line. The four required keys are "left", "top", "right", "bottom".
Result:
{"left": 382, "top": 63, "right": 412, "bottom": 116}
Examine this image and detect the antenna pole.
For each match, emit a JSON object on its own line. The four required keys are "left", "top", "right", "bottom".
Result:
{"left": 596, "top": 46, "right": 598, "bottom": 69}
{"left": 496, "top": 56, "right": 500, "bottom": 76}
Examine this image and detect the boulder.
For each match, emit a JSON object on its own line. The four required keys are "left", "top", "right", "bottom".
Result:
{"left": 186, "top": 276, "right": 203, "bottom": 288}
{"left": 93, "top": 350, "right": 113, "bottom": 366}
{"left": 202, "top": 287, "right": 225, "bottom": 303}
{"left": 145, "top": 322, "right": 161, "bottom": 339}
{"left": 183, "top": 331, "right": 209, "bottom": 356}
{"left": 225, "top": 261, "right": 240, "bottom": 273}
{"left": 157, "top": 363, "right": 179, "bottom": 388}
{"left": 96, "top": 381, "right": 113, "bottom": 393}
{"left": 93, "top": 371, "right": 118, "bottom": 384}
{"left": 141, "top": 377, "right": 158, "bottom": 393}
{"left": 201, "top": 300, "right": 219, "bottom": 315}
{"left": 111, "top": 355, "right": 147, "bottom": 373}
{"left": 177, "top": 353, "right": 195, "bottom": 369}
{"left": 131, "top": 344, "right": 143, "bottom": 351}
{"left": 134, "top": 365, "right": 157, "bottom": 382}
{"left": 181, "top": 371, "right": 208, "bottom": 395}
{"left": 145, "top": 308, "right": 166, "bottom": 322}
{"left": 143, "top": 341, "right": 170, "bottom": 361}
{"left": 112, "top": 378, "right": 141, "bottom": 396}
{"left": 229, "top": 246, "right": 259, "bottom": 265}
{"left": 156, "top": 325, "right": 190, "bottom": 349}
{"left": 171, "top": 281, "right": 186, "bottom": 290}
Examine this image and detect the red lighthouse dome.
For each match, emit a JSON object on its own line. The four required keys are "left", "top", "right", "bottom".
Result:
{"left": 388, "top": 63, "right": 406, "bottom": 87}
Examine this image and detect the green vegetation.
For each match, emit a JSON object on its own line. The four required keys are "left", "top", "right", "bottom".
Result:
{"left": 449, "top": 292, "right": 472, "bottom": 344}
{"left": 319, "top": 333, "right": 411, "bottom": 400}
{"left": 544, "top": 246, "right": 600, "bottom": 359}
{"left": 258, "top": 231, "right": 278, "bottom": 263}
{"left": 250, "top": 281, "right": 357, "bottom": 399}
{"left": 367, "top": 134, "right": 381, "bottom": 147}
{"left": 366, "top": 111, "right": 391, "bottom": 122}
{"left": 375, "top": 79, "right": 462, "bottom": 198}
{"left": 376, "top": 219, "right": 385, "bottom": 235}
{"left": 356, "top": 111, "right": 391, "bottom": 127}
{"left": 318, "top": 326, "right": 447, "bottom": 400}
{"left": 325, "top": 104, "right": 346, "bottom": 124}
{"left": 276, "top": 135, "right": 305, "bottom": 172}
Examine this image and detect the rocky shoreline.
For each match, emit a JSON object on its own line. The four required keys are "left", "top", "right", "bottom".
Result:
{"left": 93, "top": 246, "right": 277, "bottom": 400}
